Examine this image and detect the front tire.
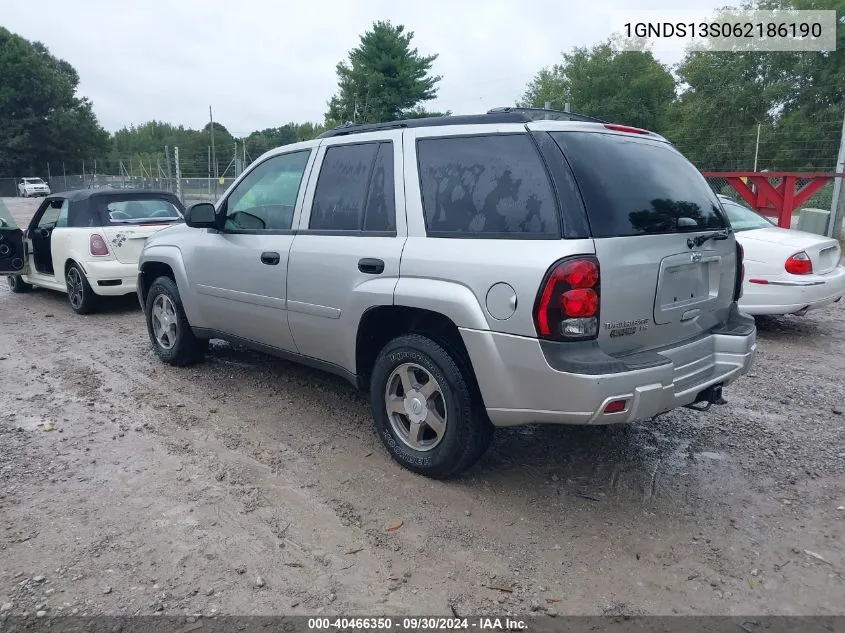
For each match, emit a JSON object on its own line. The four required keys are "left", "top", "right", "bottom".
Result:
{"left": 7, "top": 275, "right": 32, "bottom": 293}
{"left": 145, "top": 275, "right": 208, "bottom": 366}
{"left": 370, "top": 334, "right": 493, "bottom": 479}
{"left": 66, "top": 263, "right": 98, "bottom": 314}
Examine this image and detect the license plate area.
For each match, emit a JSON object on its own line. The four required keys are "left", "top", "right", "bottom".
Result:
{"left": 654, "top": 254, "right": 720, "bottom": 324}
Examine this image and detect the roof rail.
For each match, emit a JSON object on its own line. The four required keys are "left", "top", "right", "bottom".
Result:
{"left": 316, "top": 111, "right": 532, "bottom": 138}
{"left": 316, "top": 108, "right": 603, "bottom": 139}
{"left": 486, "top": 107, "right": 606, "bottom": 123}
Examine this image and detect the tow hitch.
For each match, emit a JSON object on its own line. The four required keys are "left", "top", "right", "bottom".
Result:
{"left": 685, "top": 383, "right": 727, "bottom": 412}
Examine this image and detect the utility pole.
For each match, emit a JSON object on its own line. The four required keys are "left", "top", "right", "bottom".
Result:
{"left": 827, "top": 106, "right": 845, "bottom": 239}
{"left": 165, "top": 145, "right": 173, "bottom": 193}
{"left": 544, "top": 101, "right": 551, "bottom": 120}
{"left": 753, "top": 123, "right": 761, "bottom": 172}
{"left": 209, "top": 106, "right": 218, "bottom": 180}
{"left": 174, "top": 146, "right": 182, "bottom": 202}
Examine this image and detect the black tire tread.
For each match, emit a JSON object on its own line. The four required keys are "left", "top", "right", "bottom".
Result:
{"left": 7, "top": 275, "right": 32, "bottom": 293}
{"left": 370, "top": 333, "right": 493, "bottom": 479}
{"left": 144, "top": 276, "right": 208, "bottom": 366}
{"left": 67, "top": 262, "right": 98, "bottom": 314}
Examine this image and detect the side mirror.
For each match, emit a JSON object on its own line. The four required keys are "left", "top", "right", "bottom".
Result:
{"left": 185, "top": 203, "right": 218, "bottom": 229}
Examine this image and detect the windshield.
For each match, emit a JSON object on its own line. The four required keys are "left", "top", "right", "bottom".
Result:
{"left": 25, "top": 178, "right": 44, "bottom": 184}
{"left": 719, "top": 198, "right": 775, "bottom": 231}
{"left": 106, "top": 198, "right": 184, "bottom": 223}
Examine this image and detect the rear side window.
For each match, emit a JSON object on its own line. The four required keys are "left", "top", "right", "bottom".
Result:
{"left": 551, "top": 132, "right": 728, "bottom": 238}
{"left": 416, "top": 134, "right": 560, "bottom": 238}
{"left": 309, "top": 141, "right": 395, "bottom": 233}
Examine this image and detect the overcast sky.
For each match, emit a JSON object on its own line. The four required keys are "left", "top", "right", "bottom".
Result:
{"left": 3, "top": 0, "right": 727, "bottom": 137}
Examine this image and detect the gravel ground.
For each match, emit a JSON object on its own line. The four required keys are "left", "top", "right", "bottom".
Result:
{"left": 0, "top": 197, "right": 843, "bottom": 618}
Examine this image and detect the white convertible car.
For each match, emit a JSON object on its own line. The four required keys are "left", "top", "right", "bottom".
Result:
{"left": 718, "top": 195, "right": 845, "bottom": 316}
{"left": 0, "top": 189, "right": 185, "bottom": 314}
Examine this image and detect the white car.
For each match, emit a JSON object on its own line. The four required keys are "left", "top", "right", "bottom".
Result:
{"left": 0, "top": 190, "right": 185, "bottom": 314}
{"left": 18, "top": 177, "right": 51, "bottom": 197}
{"left": 719, "top": 195, "right": 845, "bottom": 316}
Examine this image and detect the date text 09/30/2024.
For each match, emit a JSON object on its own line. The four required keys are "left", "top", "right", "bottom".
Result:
{"left": 307, "top": 618, "right": 529, "bottom": 631}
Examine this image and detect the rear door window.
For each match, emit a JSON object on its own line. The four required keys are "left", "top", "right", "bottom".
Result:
{"left": 309, "top": 141, "right": 395, "bottom": 233}
{"left": 416, "top": 134, "right": 560, "bottom": 238}
{"left": 550, "top": 132, "right": 728, "bottom": 238}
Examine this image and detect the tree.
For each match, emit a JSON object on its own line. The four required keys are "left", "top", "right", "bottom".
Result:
{"left": 0, "top": 27, "right": 108, "bottom": 175}
{"left": 520, "top": 41, "right": 676, "bottom": 131}
{"left": 327, "top": 21, "right": 441, "bottom": 124}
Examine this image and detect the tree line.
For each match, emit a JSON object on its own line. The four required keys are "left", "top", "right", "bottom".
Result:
{"left": 1, "top": 0, "right": 843, "bottom": 180}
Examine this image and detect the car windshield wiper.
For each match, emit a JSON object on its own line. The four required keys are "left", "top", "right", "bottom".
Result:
{"left": 688, "top": 230, "right": 730, "bottom": 248}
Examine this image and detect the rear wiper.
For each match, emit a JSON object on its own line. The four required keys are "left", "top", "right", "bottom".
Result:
{"left": 688, "top": 230, "right": 730, "bottom": 248}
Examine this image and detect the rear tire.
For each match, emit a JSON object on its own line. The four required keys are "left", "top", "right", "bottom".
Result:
{"left": 7, "top": 275, "right": 32, "bottom": 293}
{"left": 370, "top": 334, "right": 493, "bottom": 479}
{"left": 66, "top": 263, "right": 98, "bottom": 314}
{"left": 145, "top": 275, "right": 208, "bottom": 366}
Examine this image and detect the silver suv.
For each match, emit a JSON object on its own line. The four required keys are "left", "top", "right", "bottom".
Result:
{"left": 137, "top": 108, "right": 757, "bottom": 479}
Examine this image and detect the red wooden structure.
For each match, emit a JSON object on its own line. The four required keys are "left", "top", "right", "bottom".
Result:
{"left": 702, "top": 171, "right": 839, "bottom": 229}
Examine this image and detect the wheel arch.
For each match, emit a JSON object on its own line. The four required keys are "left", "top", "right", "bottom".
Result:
{"left": 355, "top": 305, "right": 483, "bottom": 404}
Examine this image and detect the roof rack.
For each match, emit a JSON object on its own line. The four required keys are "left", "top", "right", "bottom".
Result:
{"left": 316, "top": 107, "right": 603, "bottom": 138}
{"left": 486, "top": 107, "right": 605, "bottom": 123}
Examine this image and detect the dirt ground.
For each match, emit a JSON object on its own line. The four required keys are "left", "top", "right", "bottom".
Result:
{"left": 0, "top": 196, "right": 843, "bottom": 619}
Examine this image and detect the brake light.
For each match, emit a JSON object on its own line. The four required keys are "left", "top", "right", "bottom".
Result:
{"left": 733, "top": 242, "right": 745, "bottom": 301}
{"left": 604, "top": 123, "right": 650, "bottom": 135}
{"left": 534, "top": 256, "right": 600, "bottom": 341}
{"left": 785, "top": 251, "right": 812, "bottom": 275}
{"left": 89, "top": 233, "right": 109, "bottom": 256}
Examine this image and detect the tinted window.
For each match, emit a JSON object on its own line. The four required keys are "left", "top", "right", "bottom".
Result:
{"left": 551, "top": 132, "right": 728, "bottom": 238}
{"left": 68, "top": 201, "right": 100, "bottom": 228}
{"left": 310, "top": 143, "right": 379, "bottom": 231}
{"left": 225, "top": 150, "right": 310, "bottom": 231}
{"left": 416, "top": 134, "right": 559, "bottom": 237}
{"left": 362, "top": 144, "right": 395, "bottom": 232}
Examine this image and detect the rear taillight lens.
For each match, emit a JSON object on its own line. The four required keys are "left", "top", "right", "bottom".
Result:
{"left": 89, "top": 233, "right": 109, "bottom": 256}
{"left": 534, "top": 256, "right": 600, "bottom": 341}
{"left": 785, "top": 251, "right": 812, "bottom": 275}
{"left": 733, "top": 242, "right": 745, "bottom": 301}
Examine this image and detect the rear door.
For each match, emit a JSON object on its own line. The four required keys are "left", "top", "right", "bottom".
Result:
{"left": 549, "top": 130, "right": 737, "bottom": 355}
{"left": 97, "top": 196, "right": 186, "bottom": 264}
{"left": 286, "top": 132, "right": 405, "bottom": 371}
{"left": 0, "top": 199, "right": 30, "bottom": 275}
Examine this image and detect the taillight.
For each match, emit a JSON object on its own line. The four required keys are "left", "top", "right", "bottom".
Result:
{"left": 534, "top": 256, "right": 600, "bottom": 341}
{"left": 89, "top": 233, "right": 109, "bottom": 256}
{"left": 733, "top": 242, "right": 745, "bottom": 301}
{"left": 785, "top": 251, "right": 812, "bottom": 275}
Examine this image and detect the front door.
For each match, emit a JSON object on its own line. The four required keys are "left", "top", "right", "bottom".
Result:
{"left": 0, "top": 199, "right": 30, "bottom": 276}
{"left": 287, "top": 133, "right": 406, "bottom": 373}
{"left": 187, "top": 147, "right": 317, "bottom": 352}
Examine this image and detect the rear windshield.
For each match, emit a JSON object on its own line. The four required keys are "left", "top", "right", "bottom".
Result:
{"left": 103, "top": 198, "right": 184, "bottom": 224}
{"left": 551, "top": 132, "right": 728, "bottom": 238}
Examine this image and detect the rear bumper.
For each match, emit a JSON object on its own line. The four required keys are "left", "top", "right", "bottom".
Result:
{"left": 461, "top": 304, "right": 757, "bottom": 427}
{"left": 741, "top": 265, "right": 845, "bottom": 315}
{"left": 79, "top": 259, "right": 139, "bottom": 296}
